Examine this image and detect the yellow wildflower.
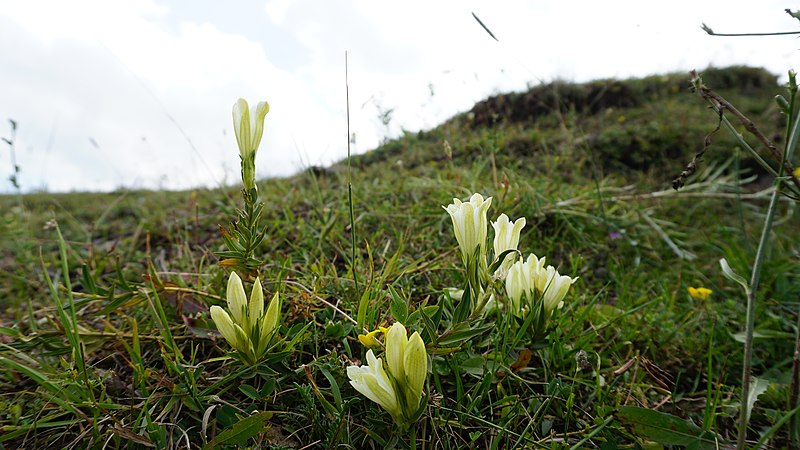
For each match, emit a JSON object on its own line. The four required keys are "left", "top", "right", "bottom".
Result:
{"left": 357, "top": 326, "right": 390, "bottom": 348}
{"left": 688, "top": 286, "right": 712, "bottom": 300}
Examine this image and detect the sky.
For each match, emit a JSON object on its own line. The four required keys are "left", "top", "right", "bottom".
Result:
{"left": 1, "top": 0, "right": 798, "bottom": 193}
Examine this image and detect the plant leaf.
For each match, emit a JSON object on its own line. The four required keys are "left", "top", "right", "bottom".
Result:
{"left": 746, "top": 376, "right": 770, "bottom": 422}
{"left": 720, "top": 258, "right": 749, "bottom": 292}
{"left": 617, "top": 406, "right": 725, "bottom": 449}
{"left": 205, "top": 411, "right": 272, "bottom": 449}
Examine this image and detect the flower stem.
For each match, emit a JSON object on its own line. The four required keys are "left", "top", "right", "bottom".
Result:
{"left": 790, "top": 308, "right": 800, "bottom": 445}
{"left": 736, "top": 71, "right": 797, "bottom": 449}
{"left": 737, "top": 178, "right": 780, "bottom": 448}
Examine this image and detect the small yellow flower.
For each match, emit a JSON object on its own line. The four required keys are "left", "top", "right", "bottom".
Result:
{"left": 357, "top": 326, "right": 390, "bottom": 348}
{"left": 793, "top": 167, "right": 800, "bottom": 178}
{"left": 688, "top": 286, "right": 712, "bottom": 300}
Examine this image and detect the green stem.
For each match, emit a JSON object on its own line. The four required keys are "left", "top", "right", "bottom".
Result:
{"left": 737, "top": 157, "right": 781, "bottom": 449}
{"left": 790, "top": 306, "right": 800, "bottom": 445}
{"left": 735, "top": 70, "right": 800, "bottom": 448}
{"left": 470, "top": 287, "right": 491, "bottom": 319}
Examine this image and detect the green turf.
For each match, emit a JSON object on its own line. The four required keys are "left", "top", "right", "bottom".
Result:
{"left": 0, "top": 66, "right": 798, "bottom": 448}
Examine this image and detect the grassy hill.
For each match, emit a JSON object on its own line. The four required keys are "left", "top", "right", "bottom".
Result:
{"left": 1, "top": 66, "right": 798, "bottom": 448}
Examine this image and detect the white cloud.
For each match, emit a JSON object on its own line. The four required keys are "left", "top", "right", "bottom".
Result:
{"left": 0, "top": 0, "right": 797, "bottom": 192}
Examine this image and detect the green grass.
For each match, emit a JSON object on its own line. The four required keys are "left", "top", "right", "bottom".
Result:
{"left": 1, "top": 66, "right": 798, "bottom": 448}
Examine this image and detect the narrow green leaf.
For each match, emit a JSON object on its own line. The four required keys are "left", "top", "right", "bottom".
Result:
{"left": 319, "top": 366, "right": 343, "bottom": 410}
{"left": 719, "top": 258, "right": 749, "bottom": 292}
{"left": 389, "top": 286, "right": 408, "bottom": 323}
{"left": 81, "top": 264, "right": 97, "bottom": 295}
{"left": 452, "top": 284, "right": 472, "bottom": 324}
{"left": 437, "top": 323, "right": 493, "bottom": 347}
{"left": 617, "top": 406, "right": 724, "bottom": 448}
{"left": 731, "top": 329, "right": 795, "bottom": 342}
{"left": 205, "top": 411, "right": 272, "bottom": 448}
{"left": 356, "top": 289, "right": 371, "bottom": 331}
{"left": 488, "top": 248, "right": 518, "bottom": 274}
{"left": 239, "top": 384, "right": 262, "bottom": 401}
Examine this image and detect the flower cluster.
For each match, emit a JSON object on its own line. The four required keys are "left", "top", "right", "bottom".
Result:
{"left": 347, "top": 323, "right": 427, "bottom": 429}
{"left": 505, "top": 254, "right": 578, "bottom": 318}
{"left": 443, "top": 192, "right": 578, "bottom": 325}
{"left": 210, "top": 272, "right": 281, "bottom": 365}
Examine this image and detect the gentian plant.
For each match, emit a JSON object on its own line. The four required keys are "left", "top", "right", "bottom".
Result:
{"left": 347, "top": 322, "right": 428, "bottom": 430}
{"left": 217, "top": 98, "right": 271, "bottom": 276}
{"left": 210, "top": 272, "right": 281, "bottom": 365}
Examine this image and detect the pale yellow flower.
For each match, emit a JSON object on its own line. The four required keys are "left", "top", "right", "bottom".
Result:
{"left": 347, "top": 350, "right": 402, "bottom": 421}
{"left": 348, "top": 322, "right": 427, "bottom": 428}
{"left": 232, "top": 98, "right": 270, "bottom": 191}
{"left": 505, "top": 254, "right": 546, "bottom": 316}
{"left": 232, "top": 99, "right": 270, "bottom": 159}
{"left": 491, "top": 213, "right": 526, "bottom": 277}
{"left": 539, "top": 265, "right": 579, "bottom": 314}
{"left": 505, "top": 254, "right": 577, "bottom": 317}
{"left": 443, "top": 193, "right": 492, "bottom": 266}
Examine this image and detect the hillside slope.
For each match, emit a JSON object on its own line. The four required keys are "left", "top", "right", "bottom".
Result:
{"left": 346, "top": 65, "right": 781, "bottom": 182}
{"left": 0, "top": 66, "right": 797, "bottom": 448}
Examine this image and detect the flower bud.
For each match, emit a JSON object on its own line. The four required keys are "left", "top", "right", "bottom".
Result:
{"left": 232, "top": 98, "right": 270, "bottom": 191}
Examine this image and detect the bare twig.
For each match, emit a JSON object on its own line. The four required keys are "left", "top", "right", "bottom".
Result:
{"left": 672, "top": 105, "right": 723, "bottom": 189}
{"left": 284, "top": 280, "right": 359, "bottom": 327}
{"left": 687, "top": 70, "right": 800, "bottom": 192}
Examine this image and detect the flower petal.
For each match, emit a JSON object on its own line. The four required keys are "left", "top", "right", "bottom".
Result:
{"left": 443, "top": 194, "right": 492, "bottom": 265}
{"left": 210, "top": 305, "right": 239, "bottom": 349}
{"left": 492, "top": 214, "right": 526, "bottom": 277}
{"left": 347, "top": 350, "right": 400, "bottom": 418}
{"left": 403, "top": 331, "right": 427, "bottom": 409}
{"left": 259, "top": 291, "right": 281, "bottom": 347}
{"left": 249, "top": 277, "right": 265, "bottom": 330}
{"left": 249, "top": 101, "right": 270, "bottom": 153}
{"left": 541, "top": 267, "right": 578, "bottom": 314}
{"left": 226, "top": 272, "right": 247, "bottom": 325}
{"left": 385, "top": 322, "right": 408, "bottom": 381}
{"left": 232, "top": 99, "right": 251, "bottom": 158}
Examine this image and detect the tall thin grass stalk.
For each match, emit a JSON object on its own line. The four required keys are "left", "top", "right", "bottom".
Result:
{"left": 345, "top": 52, "right": 360, "bottom": 300}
